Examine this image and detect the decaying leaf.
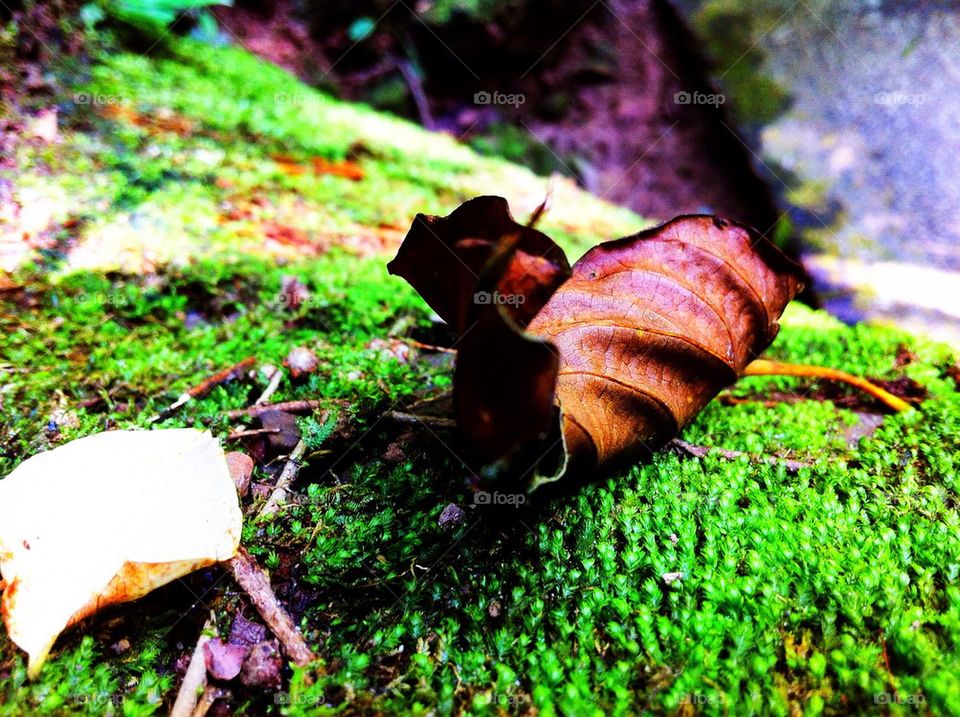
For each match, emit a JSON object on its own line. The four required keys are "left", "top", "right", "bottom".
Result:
{"left": 389, "top": 196, "right": 804, "bottom": 489}
{"left": 0, "top": 429, "right": 243, "bottom": 677}
{"left": 387, "top": 195, "right": 571, "bottom": 333}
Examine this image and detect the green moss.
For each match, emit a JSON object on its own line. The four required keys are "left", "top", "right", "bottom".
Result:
{"left": 2, "top": 37, "right": 959, "bottom": 716}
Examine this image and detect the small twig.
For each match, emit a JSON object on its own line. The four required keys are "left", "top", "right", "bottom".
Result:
{"left": 387, "top": 314, "right": 415, "bottom": 338}
{"left": 255, "top": 368, "right": 284, "bottom": 405}
{"left": 880, "top": 630, "right": 899, "bottom": 702}
{"left": 257, "top": 439, "right": 308, "bottom": 518}
{"left": 668, "top": 438, "right": 813, "bottom": 473}
{"left": 398, "top": 59, "right": 435, "bottom": 130}
{"left": 150, "top": 357, "right": 256, "bottom": 422}
{"left": 226, "top": 427, "right": 281, "bottom": 441}
{"left": 400, "top": 338, "right": 457, "bottom": 354}
{"left": 336, "top": 58, "right": 398, "bottom": 85}
{"left": 386, "top": 410, "right": 457, "bottom": 429}
{"left": 526, "top": 181, "right": 553, "bottom": 228}
{"left": 171, "top": 614, "right": 216, "bottom": 717}
{"left": 225, "top": 400, "right": 321, "bottom": 419}
{"left": 227, "top": 547, "right": 316, "bottom": 666}
{"left": 406, "top": 391, "right": 453, "bottom": 410}
{"left": 192, "top": 686, "right": 228, "bottom": 717}
{"left": 743, "top": 359, "right": 913, "bottom": 413}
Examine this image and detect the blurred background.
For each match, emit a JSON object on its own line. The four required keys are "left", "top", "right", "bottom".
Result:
{"left": 4, "top": 0, "right": 959, "bottom": 345}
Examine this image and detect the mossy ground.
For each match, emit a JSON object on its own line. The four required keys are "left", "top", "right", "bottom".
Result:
{"left": 2, "top": 39, "right": 960, "bottom": 716}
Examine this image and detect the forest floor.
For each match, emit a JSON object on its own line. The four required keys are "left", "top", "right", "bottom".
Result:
{"left": 1, "top": 39, "right": 960, "bottom": 715}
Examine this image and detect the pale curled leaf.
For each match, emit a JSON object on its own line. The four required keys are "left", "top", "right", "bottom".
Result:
{"left": 0, "top": 429, "right": 242, "bottom": 677}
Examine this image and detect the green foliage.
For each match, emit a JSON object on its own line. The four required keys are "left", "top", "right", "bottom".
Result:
{"left": 85, "top": 0, "right": 230, "bottom": 39}
{"left": 0, "top": 636, "right": 167, "bottom": 715}
{"left": 469, "top": 123, "right": 580, "bottom": 180}
{"left": 299, "top": 411, "right": 342, "bottom": 452}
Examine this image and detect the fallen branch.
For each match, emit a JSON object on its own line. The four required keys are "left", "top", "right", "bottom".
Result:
{"left": 225, "top": 400, "right": 321, "bottom": 419}
{"left": 171, "top": 614, "right": 216, "bottom": 717}
{"left": 227, "top": 548, "right": 316, "bottom": 666}
{"left": 743, "top": 359, "right": 913, "bottom": 413}
{"left": 668, "top": 438, "right": 813, "bottom": 473}
{"left": 257, "top": 439, "right": 308, "bottom": 518}
{"left": 150, "top": 357, "right": 256, "bottom": 422}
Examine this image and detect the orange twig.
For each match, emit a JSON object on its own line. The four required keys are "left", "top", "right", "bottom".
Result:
{"left": 742, "top": 359, "right": 913, "bottom": 413}
{"left": 401, "top": 338, "right": 457, "bottom": 354}
{"left": 150, "top": 357, "right": 256, "bottom": 422}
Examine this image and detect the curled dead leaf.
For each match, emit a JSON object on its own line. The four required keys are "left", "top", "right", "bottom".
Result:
{"left": 390, "top": 197, "right": 803, "bottom": 489}
{"left": 387, "top": 195, "right": 571, "bottom": 333}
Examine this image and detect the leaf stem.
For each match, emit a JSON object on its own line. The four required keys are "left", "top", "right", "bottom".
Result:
{"left": 742, "top": 359, "right": 913, "bottom": 413}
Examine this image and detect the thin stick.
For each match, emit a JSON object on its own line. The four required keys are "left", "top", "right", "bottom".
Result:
{"left": 226, "top": 427, "right": 281, "bottom": 440}
{"left": 225, "top": 400, "right": 321, "bottom": 419}
{"left": 401, "top": 338, "right": 457, "bottom": 354}
{"left": 743, "top": 359, "right": 913, "bottom": 413}
{"left": 386, "top": 410, "right": 457, "bottom": 429}
{"left": 170, "top": 614, "right": 216, "bottom": 717}
{"left": 150, "top": 357, "right": 256, "bottom": 422}
{"left": 255, "top": 368, "right": 284, "bottom": 405}
{"left": 192, "top": 686, "right": 227, "bottom": 717}
{"left": 669, "top": 438, "right": 813, "bottom": 473}
{"left": 398, "top": 59, "right": 435, "bottom": 130}
{"left": 227, "top": 548, "right": 316, "bottom": 666}
{"left": 257, "top": 439, "right": 308, "bottom": 518}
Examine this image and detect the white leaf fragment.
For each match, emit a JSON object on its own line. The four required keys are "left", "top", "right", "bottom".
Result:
{"left": 0, "top": 429, "right": 242, "bottom": 678}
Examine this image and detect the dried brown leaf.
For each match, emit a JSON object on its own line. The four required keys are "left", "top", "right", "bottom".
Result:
{"left": 390, "top": 198, "right": 803, "bottom": 488}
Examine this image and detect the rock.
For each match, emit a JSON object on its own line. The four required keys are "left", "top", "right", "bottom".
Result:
{"left": 437, "top": 503, "right": 466, "bottom": 530}
{"left": 257, "top": 410, "right": 301, "bottom": 454}
{"left": 284, "top": 346, "right": 319, "bottom": 379}
{"left": 203, "top": 638, "right": 249, "bottom": 681}
{"left": 225, "top": 452, "right": 254, "bottom": 497}
{"left": 239, "top": 640, "right": 283, "bottom": 689}
{"left": 681, "top": 0, "right": 960, "bottom": 347}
